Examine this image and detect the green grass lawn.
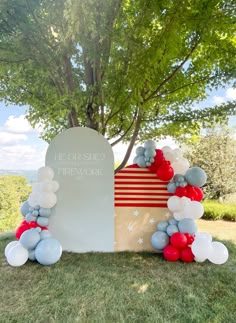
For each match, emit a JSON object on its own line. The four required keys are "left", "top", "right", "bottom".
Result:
{"left": 1, "top": 238, "right": 236, "bottom": 323}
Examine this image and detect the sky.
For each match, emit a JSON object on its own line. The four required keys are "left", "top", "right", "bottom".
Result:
{"left": 0, "top": 86, "right": 235, "bottom": 170}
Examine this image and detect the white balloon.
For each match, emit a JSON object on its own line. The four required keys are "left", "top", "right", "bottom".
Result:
{"left": 183, "top": 201, "right": 204, "bottom": 220}
{"left": 167, "top": 196, "right": 182, "bottom": 212}
{"left": 208, "top": 242, "right": 229, "bottom": 265}
{"left": 37, "top": 166, "right": 54, "bottom": 182}
{"left": 40, "top": 181, "right": 54, "bottom": 192}
{"left": 191, "top": 239, "right": 213, "bottom": 259}
{"left": 173, "top": 148, "right": 182, "bottom": 159}
{"left": 172, "top": 158, "right": 190, "bottom": 175}
{"left": 173, "top": 211, "right": 185, "bottom": 221}
{"left": 179, "top": 196, "right": 191, "bottom": 208}
{"left": 39, "top": 193, "right": 57, "bottom": 208}
{"left": 51, "top": 180, "right": 60, "bottom": 192}
{"left": 163, "top": 151, "right": 176, "bottom": 163}
{"left": 4, "top": 241, "right": 19, "bottom": 257}
{"left": 194, "top": 256, "right": 207, "bottom": 263}
{"left": 194, "top": 232, "right": 212, "bottom": 243}
{"left": 28, "top": 193, "right": 39, "bottom": 207}
{"left": 6, "top": 242, "right": 29, "bottom": 267}
{"left": 32, "top": 183, "right": 41, "bottom": 193}
{"left": 162, "top": 146, "right": 172, "bottom": 153}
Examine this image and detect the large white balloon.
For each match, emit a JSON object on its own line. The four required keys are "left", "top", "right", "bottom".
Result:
{"left": 182, "top": 201, "right": 204, "bottom": 220}
{"left": 4, "top": 241, "right": 19, "bottom": 257}
{"left": 208, "top": 242, "right": 229, "bottom": 265}
{"left": 37, "top": 166, "right": 54, "bottom": 182}
{"left": 163, "top": 151, "right": 176, "bottom": 163}
{"left": 6, "top": 242, "right": 29, "bottom": 267}
{"left": 194, "top": 232, "right": 212, "bottom": 243}
{"left": 32, "top": 183, "right": 41, "bottom": 193}
{"left": 51, "top": 181, "right": 60, "bottom": 192}
{"left": 28, "top": 193, "right": 39, "bottom": 207}
{"left": 167, "top": 196, "right": 183, "bottom": 212}
{"left": 162, "top": 146, "right": 172, "bottom": 153}
{"left": 39, "top": 193, "right": 57, "bottom": 208}
{"left": 172, "top": 158, "right": 190, "bottom": 175}
{"left": 191, "top": 239, "right": 213, "bottom": 260}
{"left": 194, "top": 256, "right": 207, "bottom": 263}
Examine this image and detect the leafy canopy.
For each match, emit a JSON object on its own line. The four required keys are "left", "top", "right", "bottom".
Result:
{"left": 0, "top": 0, "right": 235, "bottom": 168}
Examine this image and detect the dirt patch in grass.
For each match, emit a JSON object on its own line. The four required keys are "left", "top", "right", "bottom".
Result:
{"left": 197, "top": 219, "right": 236, "bottom": 243}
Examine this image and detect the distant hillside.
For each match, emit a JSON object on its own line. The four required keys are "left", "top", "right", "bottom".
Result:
{"left": 0, "top": 170, "right": 37, "bottom": 184}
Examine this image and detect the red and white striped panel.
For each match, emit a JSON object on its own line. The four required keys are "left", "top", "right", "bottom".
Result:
{"left": 115, "top": 166, "right": 171, "bottom": 208}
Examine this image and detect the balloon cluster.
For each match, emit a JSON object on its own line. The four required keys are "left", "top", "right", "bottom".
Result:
{"left": 4, "top": 166, "right": 62, "bottom": 267}
{"left": 141, "top": 142, "right": 230, "bottom": 265}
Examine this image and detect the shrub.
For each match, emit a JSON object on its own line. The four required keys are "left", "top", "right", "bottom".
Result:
{"left": 202, "top": 200, "right": 236, "bottom": 222}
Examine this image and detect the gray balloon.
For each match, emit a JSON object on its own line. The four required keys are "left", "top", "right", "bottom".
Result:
{"left": 178, "top": 218, "right": 198, "bottom": 235}
{"left": 20, "top": 201, "right": 30, "bottom": 217}
{"left": 166, "top": 224, "right": 179, "bottom": 236}
{"left": 157, "top": 221, "right": 169, "bottom": 232}
{"left": 151, "top": 231, "right": 169, "bottom": 250}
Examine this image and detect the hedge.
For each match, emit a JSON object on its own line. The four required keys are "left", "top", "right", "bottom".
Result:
{"left": 202, "top": 200, "right": 236, "bottom": 222}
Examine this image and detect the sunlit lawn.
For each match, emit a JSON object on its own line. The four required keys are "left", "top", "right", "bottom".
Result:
{"left": 1, "top": 237, "right": 236, "bottom": 323}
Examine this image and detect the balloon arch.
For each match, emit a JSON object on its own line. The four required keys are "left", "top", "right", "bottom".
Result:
{"left": 4, "top": 139, "right": 229, "bottom": 266}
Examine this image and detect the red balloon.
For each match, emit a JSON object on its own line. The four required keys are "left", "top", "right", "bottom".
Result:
{"left": 148, "top": 163, "right": 158, "bottom": 173}
{"left": 170, "top": 232, "right": 188, "bottom": 249}
{"left": 184, "top": 233, "right": 195, "bottom": 245}
{"left": 154, "top": 149, "right": 164, "bottom": 167}
{"left": 15, "top": 223, "right": 30, "bottom": 240}
{"left": 29, "top": 221, "right": 38, "bottom": 228}
{"left": 175, "top": 187, "right": 188, "bottom": 198}
{"left": 163, "top": 245, "right": 180, "bottom": 262}
{"left": 193, "top": 187, "right": 204, "bottom": 201}
{"left": 157, "top": 166, "right": 174, "bottom": 181}
{"left": 180, "top": 247, "right": 194, "bottom": 262}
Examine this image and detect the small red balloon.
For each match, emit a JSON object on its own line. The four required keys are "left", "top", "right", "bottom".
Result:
{"left": 163, "top": 245, "right": 180, "bottom": 262}
{"left": 175, "top": 187, "right": 188, "bottom": 198}
{"left": 184, "top": 233, "right": 195, "bottom": 245}
{"left": 29, "top": 221, "right": 38, "bottom": 228}
{"left": 154, "top": 149, "right": 164, "bottom": 167}
{"left": 180, "top": 246, "right": 194, "bottom": 262}
{"left": 148, "top": 163, "right": 158, "bottom": 173}
{"left": 193, "top": 187, "right": 204, "bottom": 201}
{"left": 170, "top": 232, "right": 188, "bottom": 249}
{"left": 157, "top": 166, "right": 174, "bottom": 181}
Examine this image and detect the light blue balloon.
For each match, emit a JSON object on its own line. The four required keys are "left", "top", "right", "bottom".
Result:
{"left": 35, "top": 238, "right": 62, "bottom": 266}
{"left": 37, "top": 216, "right": 49, "bottom": 227}
{"left": 179, "top": 181, "right": 187, "bottom": 187}
{"left": 32, "top": 210, "right": 39, "bottom": 217}
{"left": 166, "top": 224, "right": 179, "bottom": 236}
{"left": 133, "top": 156, "right": 139, "bottom": 164}
{"left": 185, "top": 167, "right": 207, "bottom": 187}
{"left": 20, "top": 201, "right": 30, "bottom": 217}
{"left": 136, "top": 146, "right": 145, "bottom": 156}
{"left": 178, "top": 218, "right": 198, "bottom": 235}
{"left": 174, "top": 174, "right": 185, "bottom": 183}
{"left": 144, "top": 148, "right": 156, "bottom": 158}
{"left": 39, "top": 208, "right": 51, "bottom": 217}
{"left": 40, "top": 230, "right": 52, "bottom": 240}
{"left": 20, "top": 228, "right": 41, "bottom": 250}
{"left": 167, "top": 182, "right": 176, "bottom": 193}
{"left": 25, "top": 213, "right": 37, "bottom": 223}
{"left": 151, "top": 231, "right": 169, "bottom": 250}
{"left": 136, "top": 156, "right": 146, "bottom": 168}
{"left": 157, "top": 221, "right": 169, "bottom": 232}
{"left": 28, "top": 249, "right": 36, "bottom": 261}
{"left": 168, "top": 218, "right": 178, "bottom": 225}
{"left": 144, "top": 140, "right": 156, "bottom": 149}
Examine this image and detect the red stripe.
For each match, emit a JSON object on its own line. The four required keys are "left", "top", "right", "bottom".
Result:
{"left": 115, "top": 192, "right": 171, "bottom": 196}
{"left": 115, "top": 203, "right": 168, "bottom": 207}
{"left": 115, "top": 186, "right": 167, "bottom": 191}
{"left": 115, "top": 197, "right": 168, "bottom": 201}
{"left": 115, "top": 181, "right": 168, "bottom": 186}
{"left": 115, "top": 175, "right": 159, "bottom": 180}
{"left": 117, "top": 169, "right": 152, "bottom": 174}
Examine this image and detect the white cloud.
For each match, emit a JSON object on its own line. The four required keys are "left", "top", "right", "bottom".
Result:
{"left": 212, "top": 95, "right": 225, "bottom": 104}
{"left": 0, "top": 132, "right": 27, "bottom": 144}
{"left": 226, "top": 88, "right": 236, "bottom": 100}
{"left": 0, "top": 144, "right": 47, "bottom": 170}
{"left": 4, "top": 115, "right": 34, "bottom": 133}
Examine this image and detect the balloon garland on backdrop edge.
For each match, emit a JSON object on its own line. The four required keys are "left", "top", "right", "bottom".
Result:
{"left": 134, "top": 140, "right": 229, "bottom": 265}
{"left": 4, "top": 166, "right": 62, "bottom": 267}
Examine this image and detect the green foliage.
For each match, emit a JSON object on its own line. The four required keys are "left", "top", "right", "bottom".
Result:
{"left": 0, "top": 176, "right": 31, "bottom": 232}
{"left": 203, "top": 200, "right": 236, "bottom": 221}
{"left": 186, "top": 125, "right": 236, "bottom": 199}
{"left": 1, "top": 238, "right": 236, "bottom": 322}
{"left": 0, "top": 0, "right": 236, "bottom": 166}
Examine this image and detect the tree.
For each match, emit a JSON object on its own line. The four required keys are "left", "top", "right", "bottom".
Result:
{"left": 185, "top": 125, "right": 236, "bottom": 199}
{"left": 0, "top": 0, "right": 235, "bottom": 172}
{"left": 0, "top": 176, "right": 31, "bottom": 232}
